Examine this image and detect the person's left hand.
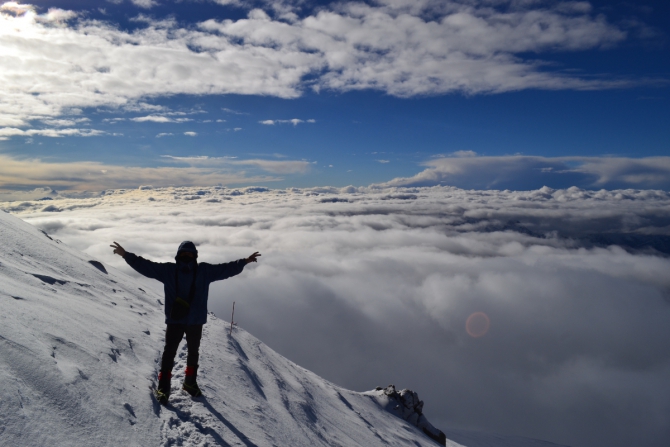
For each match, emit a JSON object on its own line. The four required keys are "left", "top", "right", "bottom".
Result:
{"left": 245, "top": 252, "right": 261, "bottom": 264}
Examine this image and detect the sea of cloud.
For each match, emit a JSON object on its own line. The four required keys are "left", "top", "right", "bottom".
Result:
{"left": 3, "top": 184, "right": 670, "bottom": 447}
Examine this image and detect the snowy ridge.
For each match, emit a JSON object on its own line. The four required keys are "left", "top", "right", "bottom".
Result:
{"left": 186, "top": 316, "right": 457, "bottom": 446}
{"left": 0, "top": 209, "right": 165, "bottom": 446}
{"left": 0, "top": 209, "right": 569, "bottom": 447}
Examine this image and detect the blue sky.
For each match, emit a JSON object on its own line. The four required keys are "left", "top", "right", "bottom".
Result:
{"left": 0, "top": 0, "right": 669, "bottom": 194}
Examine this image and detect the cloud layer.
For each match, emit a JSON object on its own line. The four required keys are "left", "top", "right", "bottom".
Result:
{"left": 381, "top": 154, "right": 670, "bottom": 190}
{"left": 0, "top": 154, "right": 302, "bottom": 193}
{"left": 2, "top": 152, "right": 669, "bottom": 193}
{"left": 5, "top": 184, "right": 670, "bottom": 447}
{"left": 0, "top": 1, "right": 635, "bottom": 129}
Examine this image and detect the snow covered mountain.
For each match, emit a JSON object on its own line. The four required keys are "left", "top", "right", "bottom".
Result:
{"left": 0, "top": 209, "right": 568, "bottom": 447}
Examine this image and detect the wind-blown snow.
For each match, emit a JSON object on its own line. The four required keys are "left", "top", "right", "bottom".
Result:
{"left": 0, "top": 208, "right": 490, "bottom": 446}
{"left": 3, "top": 185, "right": 670, "bottom": 447}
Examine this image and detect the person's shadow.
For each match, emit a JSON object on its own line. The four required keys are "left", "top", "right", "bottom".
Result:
{"left": 152, "top": 392, "right": 259, "bottom": 447}
{"left": 199, "top": 396, "right": 260, "bottom": 447}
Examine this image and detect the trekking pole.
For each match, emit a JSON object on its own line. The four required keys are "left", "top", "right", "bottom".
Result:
{"left": 229, "top": 301, "right": 236, "bottom": 336}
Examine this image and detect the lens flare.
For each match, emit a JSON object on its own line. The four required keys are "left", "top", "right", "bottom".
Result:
{"left": 466, "top": 312, "right": 490, "bottom": 338}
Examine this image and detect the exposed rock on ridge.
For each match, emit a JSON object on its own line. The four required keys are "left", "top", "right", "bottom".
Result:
{"left": 368, "top": 385, "right": 447, "bottom": 445}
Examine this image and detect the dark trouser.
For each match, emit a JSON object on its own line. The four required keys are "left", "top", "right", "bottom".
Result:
{"left": 160, "top": 324, "right": 203, "bottom": 373}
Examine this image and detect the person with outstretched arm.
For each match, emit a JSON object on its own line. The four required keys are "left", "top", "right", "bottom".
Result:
{"left": 111, "top": 240, "right": 260, "bottom": 404}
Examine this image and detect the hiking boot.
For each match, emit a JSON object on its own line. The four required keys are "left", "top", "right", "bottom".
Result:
{"left": 182, "top": 365, "right": 202, "bottom": 397}
{"left": 156, "top": 370, "right": 172, "bottom": 404}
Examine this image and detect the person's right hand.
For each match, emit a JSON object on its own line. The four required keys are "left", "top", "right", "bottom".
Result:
{"left": 245, "top": 252, "right": 261, "bottom": 264}
{"left": 110, "top": 242, "right": 126, "bottom": 258}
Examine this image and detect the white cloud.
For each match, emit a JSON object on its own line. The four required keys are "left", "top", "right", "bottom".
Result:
{"left": 572, "top": 157, "right": 670, "bottom": 187}
{"left": 130, "top": 0, "right": 158, "bottom": 9}
{"left": 200, "top": 0, "right": 628, "bottom": 96}
{"left": 155, "top": 132, "right": 173, "bottom": 137}
{"left": 0, "top": 2, "right": 32, "bottom": 15}
{"left": 0, "top": 1, "right": 77, "bottom": 22}
{"left": 42, "top": 7, "right": 78, "bottom": 22}
{"left": 0, "top": 127, "right": 105, "bottom": 137}
{"left": 131, "top": 115, "right": 192, "bottom": 123}
{"left": 0, "top": 1, "right": 635, "bottom": 128}
{"left": 377, "top": 159, "right": 390, "bottom": 163}
{"left": 40, "top": 118, "right": 90, "bottom": 127}
{"left": 222, "top": 107, "right": 249, "bottom": 115}
{"left": 5, "top": 184, "right": 670, "bottom": 447}
{"left": 162, "top": 154, "right": 311, "bottom": 174}
{"left": 212, "top": 0, "right": 244, "bottom": 6}
{"left": 183, "top": 131, "right": 198, "bottom": 136}
{"left": 233, "top": 159, "right": 310, "bottom": 174}
{"left": 161, "top": 155, "right": 216, "bottom": 163}
{"left": 450, "top": 150, "right": 477, "bottom": 158}
{"left": 260, "top": 118, "right": 315, "bottom": 126}
{"left": 380, "top": 155, "right": 670, "bottom": 190}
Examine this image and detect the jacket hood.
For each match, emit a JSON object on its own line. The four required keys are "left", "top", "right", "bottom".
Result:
{"left": 176, "top": 241, "right": 198, "bottom": 259}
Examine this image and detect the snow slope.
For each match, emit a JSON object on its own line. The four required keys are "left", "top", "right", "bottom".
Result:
{"left": 0, "top": 209, "right": 568, "bottom": 447}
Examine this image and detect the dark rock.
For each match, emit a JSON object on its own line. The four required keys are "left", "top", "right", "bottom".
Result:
{"left": 88, "top": 260, "right": 108, "bottom": 274}
{"left": 377, "top": 385, "right": 446, "bottom": 446}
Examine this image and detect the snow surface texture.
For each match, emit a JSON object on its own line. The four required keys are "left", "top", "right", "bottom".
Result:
{"left": 3, "top": 185, "right": 670, "bottom": 447}
{"left": 0, "top": 209, "right": 162, "bottom": 445}
{"left": 0, "top": 208, "right": 531, "bottom": 447}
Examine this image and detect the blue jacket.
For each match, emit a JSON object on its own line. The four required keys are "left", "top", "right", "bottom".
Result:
{"left": 124, "top": 252, "right": 246, "bottom": 325}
